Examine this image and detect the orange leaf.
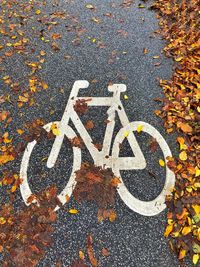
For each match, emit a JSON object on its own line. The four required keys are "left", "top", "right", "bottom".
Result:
{"left": 110, "top": 177, "right": 121, "bottom": 187}
{"left": 87, "top": 235, "right": 98, "bottom": 267}
{"left": 109, "top": 210, "right": 117, "bottom": 222}
{"left": 178, "top": 122, "right": 193, "bottom": 133}
{"left": 182, "top": 226, "right": 191, "bottom": 236}
{"left": 164, "top": 224, "right": 173, "bottom": 237}
{"left": 86, "top": 172, "right": 102, "bottom": 183}
{"left": 65, "top": 194, "right": 70, "bottom": 202}
{"left": 178, "top": 249, "right": 187, "bottom": 260}
{"left": 0, "top": 154, "right": 14, "bottom": 165}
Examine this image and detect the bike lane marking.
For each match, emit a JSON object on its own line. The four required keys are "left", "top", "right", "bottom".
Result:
{"left": 20, "top": 81, "right": 175, "bottom": 216}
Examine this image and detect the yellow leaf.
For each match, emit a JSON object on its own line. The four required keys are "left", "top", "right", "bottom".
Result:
{"left": 124, "top": 131, "right": 129, "bottom": 137}
{"left": 193, "top": 254, "right": 199, "bottom": 265}
{"left": 11, "top": 184, "right": 17, "bottom": 193}
{"left": 91, "top": 17, "right": 101, "bottom": 23}
{"left": 85, "top": 4, "right": 94, "bottom": 9}
{"left": 159, "top": 159, "right": 165, "bottom": 167}
{"left": 195, "top": 168, "right": 200, "bottom": 177}
{"left": 18, "top": 95, "right": 28, "bottom": 103}
{"left": 0, "top": 217, "right": 6, "bottom": 225}
{"left": 171, "top": 231, "right": 179, "bottom": 237}
{"left": 136, "top": 125, "right": 144, "bottom": 133}
{"left": 182, "top": 226, "right": 191, "bottom": 236}
{"left": 179, "top": 151, "right": 187, "bottom": 161}
{"left": 17, "top": 129, "right": 24, "bottom": 135}
{"left": 50, "top": 123, "right": 61, "bottom": 136}
{"left": 124, "top": 94, "right": 128, "bottom": 100}
{"left": 0, "top": 154, "right": 14, "bottom": 165}
{"left": 91, "top": 38, "right": 97, "bottom": 43}
{"left": 35, "top": 9, "right": 41, "bottom": 15}
{"left": 192, "top": 205, "right": 200, "bottom": 214}
{"left": 175, "top": 56, "right": 183, "bottom": 62}
{"left": 79, "top": 250, "right": 85, "bottom": 260}
{"left": 41, "top": 81, "right": 48, "bottom": 90}
{"left": 68, "top": 209, "right": 78, "bottom": 214}
{"left": 3, "top": 132, "right": 12, "bottom": 144}
{"left": 194, "top": 183, "right": 200, "bottom": 188}
{"left": 179, "top": 249, "right": 187, "bottom": 260}
{"left": 164, "top": 224, "right": 173, "bottom": 237}
{"left": 177, "top": 136, "right": 187, "bottom": 150}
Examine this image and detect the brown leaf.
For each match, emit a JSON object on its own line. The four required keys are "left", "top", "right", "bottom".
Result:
{"left": 85, "top": 120, "right": 94, "bottom": 130}
{"left": 178, "top": 122, "right": 193, "bottom": 133}
{"left": 102, "top": 248, "right": 109, "bottom": 257}
{"left": 87, "top": 235, "right": 98, "bottom": 267}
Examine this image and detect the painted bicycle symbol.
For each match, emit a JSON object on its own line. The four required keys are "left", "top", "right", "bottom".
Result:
{"left": 20, "top": 80, "right": 175, "bottom": 216}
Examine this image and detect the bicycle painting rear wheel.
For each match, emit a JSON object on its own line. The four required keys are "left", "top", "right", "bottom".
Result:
{"left": 112, "top": 121, "right": 175, "bottom": 216}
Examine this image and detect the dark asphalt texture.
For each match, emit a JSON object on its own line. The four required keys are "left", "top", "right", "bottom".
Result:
{"left": 0, "top": 0, "right": 194, "bottom": 266}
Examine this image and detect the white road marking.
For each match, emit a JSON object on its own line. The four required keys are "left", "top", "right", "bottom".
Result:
{"left": 20, "top": 81, "right": 175, "bottom": 216}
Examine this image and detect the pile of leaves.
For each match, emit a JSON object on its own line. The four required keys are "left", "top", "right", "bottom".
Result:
{"left": 0, "top": 185, "right": 60, "bottom": 267}
{"left": 151, "top": 0, "right": 200, "bottom": 265}
{"left": 73, "top": 162, "right": 120, "bottom": 222}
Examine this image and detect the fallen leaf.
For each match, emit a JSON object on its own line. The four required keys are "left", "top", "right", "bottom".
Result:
{"left": 182, "top": 226, "right": 191, "bottom": 235}
{"left": 50, "top": 123, "right": 61, "bottom": 136}
{"left": 79, "top": 250, "right": 85, "bottom": 260}
{"left": 178, "top": 122, "right": 193, "bottom": 133}
{"left": 68, "top": 209, "right": 79, "bottom": 214}
{"left": 164, "top": 224, "right": 173, "bottom": 237}
{"left": 159, "top": 159, "right": 165, "bottom": 167}
{"left": 179, "top": 249, "right": 187, "bottom": 260}
{"left": 136, "top": 125, "right": 144, "bottom": 133}
{"left": 85, "top": 120, "right": 94, "bottom": 130}
{"left": 179, "top": 151, "right": 187, "bottom": 161}
{"left": 85, "top": 4, "right": 95, "bottom": 9}
{"left": 193, "top": 254, "right": 199, "bottom": 265}
{"left": 0, "top": 154, "right": 14, "bottom": 165}
{"left": 102, "top": 248, "right": 109, "bottom": 257}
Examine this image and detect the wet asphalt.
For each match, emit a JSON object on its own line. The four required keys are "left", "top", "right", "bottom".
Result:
{"left": 0, "top": 0, "right": 194, "bottom": 266}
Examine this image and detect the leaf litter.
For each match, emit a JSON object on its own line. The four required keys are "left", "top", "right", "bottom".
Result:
{"left": 151, "top": 0, "right": 200, "bottom": 265}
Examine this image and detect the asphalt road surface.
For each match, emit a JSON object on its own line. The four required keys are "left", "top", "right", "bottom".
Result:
{"left": 0, "top": 0, "right": 193, "bottom": 266}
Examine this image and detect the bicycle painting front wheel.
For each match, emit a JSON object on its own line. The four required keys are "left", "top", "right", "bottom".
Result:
{"left": 112, "top": 121, "right": 175, "bottom": 216}
{"left": 20, "top": 121, "right": 81, "bottom": 210}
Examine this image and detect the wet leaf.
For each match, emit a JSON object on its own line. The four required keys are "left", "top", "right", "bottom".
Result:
{"left": 102, "top": 248, "right": 109, "bottom": 257}
{"left": 164, "top": 224, "right": 173, "bottom": 237}
{"left": 179, "top": 249, "right": 187, "bottom": 260}
{"left": 193, "top": 254, "right": 199, "bottom": 265}
{"left": 85, "top": 4, "right": 95, "bottom": 9}
{"left": 179, "top": 151, "right": 187, "bottom": 161}
{"left": 159, "top": 159, "right": 165, "bottom": 167}
{"left": 178, "top": 122, "right": 193, "bottom": 133}
{"left": 87, "top": 235, "right": 98, "bottom": 267}
{"left": 50, "top": 123, "right": 61, "bottom": 136}
{"left": 68, "top": 209, "right": 79, "bottom": 214}
{"left": 79, "top": 250, "right": 85, "bottom": 260}
{"left": 182, "top": 226, "right": 191, "bottom": 236}
{"left": 136, "top": 125, "right": 144, "bottom": 133}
